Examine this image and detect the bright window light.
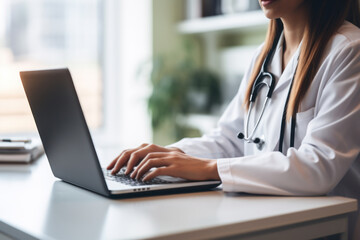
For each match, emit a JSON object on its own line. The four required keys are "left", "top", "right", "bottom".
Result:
{"left": 0, "top": 0, "right": 102, "bottom": 133}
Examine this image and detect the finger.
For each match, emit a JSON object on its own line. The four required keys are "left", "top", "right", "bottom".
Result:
{"left": 111, "top": 150, "right": 133, "bottom": 175}
{"left": 107, "top": 153, "right": 122, "bottom": 170}
{"left": 125, "top": 144, "right": 164, "bottom": 174}
{"left": 135, "top": 158, "right": 169, "bottom": 180}
{"left": 142, "top": 167, "right": 173, "bottom": 182}
{"left": 125, "top": 146, "right": 155, "bottom": 174}
{"left": 131, "top": 152, "right": 169, "bottom": 178}
{"left": 110, "top": 144, "right": 149, "bottom": 174}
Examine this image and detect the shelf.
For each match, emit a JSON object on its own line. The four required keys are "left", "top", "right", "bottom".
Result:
{"left": 177, "top": 10, "right": 269, "bottom": 35}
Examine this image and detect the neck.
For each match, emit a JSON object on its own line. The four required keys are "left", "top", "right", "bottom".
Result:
{"left": 282, "top": 19, "right": 306, "bottom": 54}
{"left": 280, "top": 5, "right": 308, "bottom": 70}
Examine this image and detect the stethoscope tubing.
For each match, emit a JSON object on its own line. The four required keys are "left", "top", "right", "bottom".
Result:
{"left": 244, "top": 97, "right": 270, "bottom": 143}
{"left": 238, "top": 31, "right": 298, "bottom": 153}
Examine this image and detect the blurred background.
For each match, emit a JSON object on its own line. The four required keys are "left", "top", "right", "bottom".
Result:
{"left": 0, "top": 0, "right": 268, "bottom": 149}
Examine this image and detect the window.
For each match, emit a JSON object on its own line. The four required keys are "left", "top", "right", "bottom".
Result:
{"left": 0, "top": 0, "right": 102, "bottom": 133}
{"left": 0, "top": 0, "right": 152, "bottom": 147}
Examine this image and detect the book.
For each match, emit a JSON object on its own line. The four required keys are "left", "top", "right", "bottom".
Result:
{"left": 0, "top": 139, "right": 44, "bottom": 163}
{"left": 201, "top": 0, "right": 222, "bottom": 17}
{"left": 186, "top": 0, "right": 202, "bottom": 19}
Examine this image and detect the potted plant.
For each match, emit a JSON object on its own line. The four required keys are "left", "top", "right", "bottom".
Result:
{"left": 148, "top": 41, "right": 223, "bottom": 142}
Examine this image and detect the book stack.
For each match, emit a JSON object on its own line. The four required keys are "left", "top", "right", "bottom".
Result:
{"left": 0, "top": 138, "right": 44, "bottom": 163}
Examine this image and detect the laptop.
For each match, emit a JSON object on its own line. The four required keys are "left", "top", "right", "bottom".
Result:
{"left": 20, "top": 68, "right": 221, "bottom": 198}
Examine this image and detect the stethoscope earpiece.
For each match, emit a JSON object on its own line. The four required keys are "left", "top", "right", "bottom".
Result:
{"left": 238, "top": 131, "right": 264, "bottom": 150}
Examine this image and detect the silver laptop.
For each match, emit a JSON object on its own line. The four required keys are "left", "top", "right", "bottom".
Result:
{"left": 20, "top": 68, "right": 220, "bottom": 198}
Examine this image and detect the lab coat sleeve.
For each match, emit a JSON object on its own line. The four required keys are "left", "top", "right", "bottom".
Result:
{"left": 168, "top": 45, "right": 263, "bottom": 159}
{"left": 218, "top": 40, "right": 360, "bottom": 195}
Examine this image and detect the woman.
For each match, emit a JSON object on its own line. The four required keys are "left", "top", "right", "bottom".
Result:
{"left": 108, "top": 0, "right": 360, "bottom": 238}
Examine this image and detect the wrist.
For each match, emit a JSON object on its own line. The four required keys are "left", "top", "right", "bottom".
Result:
{"left": 207, "top": 159, "right": 220, "bottom": 180}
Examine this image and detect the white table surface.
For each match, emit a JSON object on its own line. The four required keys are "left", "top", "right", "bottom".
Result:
{"left": 0, "top": 155, "right": 357, "bottom": 240}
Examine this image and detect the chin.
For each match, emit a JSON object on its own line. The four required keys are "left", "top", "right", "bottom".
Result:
{"left": 262, "top": 9, "right": 280, "bottom": 20}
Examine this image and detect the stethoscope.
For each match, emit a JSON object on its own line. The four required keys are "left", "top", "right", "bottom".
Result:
{"left": 238, "top": 32, "right": 298, "bottom": 153}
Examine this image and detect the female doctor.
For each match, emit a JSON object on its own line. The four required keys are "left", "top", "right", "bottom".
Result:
{"left": 108, "top": 0, "right": 360, "bottom": 238}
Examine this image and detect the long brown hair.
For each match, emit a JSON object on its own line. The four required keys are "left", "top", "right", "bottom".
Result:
{"left": 244, "top": 0, "right": 360, "bottom": 120}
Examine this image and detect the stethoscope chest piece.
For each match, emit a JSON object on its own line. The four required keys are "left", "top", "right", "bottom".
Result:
{"left": 255, "top": 135, "right": 265, "bottom": 151}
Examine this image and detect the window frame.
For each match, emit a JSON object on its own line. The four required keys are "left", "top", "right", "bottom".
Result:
{"left": 3, "top": 0, "right": 153, "bottom": 150}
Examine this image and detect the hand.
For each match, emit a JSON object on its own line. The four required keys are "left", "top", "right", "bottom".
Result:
{"left": 107, "top": 143, "right": 183, "bottom": 175}
{"left": 106, "top": 143, "right": 220, "bottom": 182}
{"left": 130, "top": 151, "right": 220, "bottom": 182}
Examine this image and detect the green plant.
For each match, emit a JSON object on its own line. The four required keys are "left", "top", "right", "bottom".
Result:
{"left": 148, "top": 41, "right": 222, "bottom": 140}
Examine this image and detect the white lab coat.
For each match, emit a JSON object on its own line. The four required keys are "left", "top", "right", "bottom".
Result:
{"left": 169, "top": 21, "right": 360, "bottom": 239}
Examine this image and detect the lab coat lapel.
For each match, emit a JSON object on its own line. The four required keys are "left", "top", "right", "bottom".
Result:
{"left": 272, "top": 41, "right": 302, "bottom": 95}
{"left": 264, "top": 34, "right": 302, "bottom": 152}
{"left": 262, "top": 34, "right": 285, "bottom": 152}
{"left": 247, "top": 33, "right": 303, "bottom": 153}
{"left": 246, "top": 34, "right": 284, "bottom": 154}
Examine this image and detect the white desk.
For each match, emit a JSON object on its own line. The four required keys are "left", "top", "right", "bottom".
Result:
{"left": 0, "top": 155, "right": 357, "bottom": 240}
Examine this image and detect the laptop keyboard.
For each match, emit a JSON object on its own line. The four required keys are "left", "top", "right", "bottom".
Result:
{"left": 103, "top": 168, "right": 172, "bottom": 186}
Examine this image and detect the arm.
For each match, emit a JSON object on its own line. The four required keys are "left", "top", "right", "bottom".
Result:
{"left": 218, "top": 40, "right": 360, "bottom": 195}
